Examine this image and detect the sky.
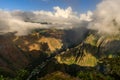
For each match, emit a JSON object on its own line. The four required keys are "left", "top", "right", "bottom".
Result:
{"left": 0, "top": 0, "right": 101, "bottom": 13}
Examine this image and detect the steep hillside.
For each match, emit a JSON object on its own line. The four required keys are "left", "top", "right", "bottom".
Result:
{"left": 24, "top": 31, "right": 120, "bottom": 80}
{"left": 55, "top": 32, "right": 120, "bottom": 67}
{"left": 0, "top": 29, "right": 64, "bottom": 77}
{"left": 0, "top": 28, "right": 88, "bottom": 77}
{"left": 0, "top": 28, "right": 120, "bottom": 80}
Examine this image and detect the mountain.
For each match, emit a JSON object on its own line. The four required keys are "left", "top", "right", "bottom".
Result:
{"left": 0, "top": 28, "right": 120, "bottom": 80}
{"left": 0, "top": 29, "right": 64, "bottom": 77}
{"left": 0, "top": 28, "right": 85, "bottom": 76}
{"left": 55, "top": 32, "right": 120, "bottom": 67}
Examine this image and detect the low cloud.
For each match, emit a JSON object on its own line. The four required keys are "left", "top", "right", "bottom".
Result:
{"left": 0, "top": 6, "right": 92, "bottom": 35}
{"left": 88, "top": 0, "right": 120, "bottom": 35}
{"left": 0, "top": 0, "right": 119, "bottom": 36}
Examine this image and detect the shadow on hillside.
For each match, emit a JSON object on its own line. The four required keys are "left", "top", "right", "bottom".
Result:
{"left": 29, "top": 58, "right": 94, "bottom": 80}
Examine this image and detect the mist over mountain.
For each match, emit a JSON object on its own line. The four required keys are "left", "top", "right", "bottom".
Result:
{"left": 0, "top": 0, "right": 120, "bottom": 37}
{"left": 0, "top": 6, "right": 92, "bottom": 36}
{"left": 88, "top": 0, "right": 120, "bottom": 35}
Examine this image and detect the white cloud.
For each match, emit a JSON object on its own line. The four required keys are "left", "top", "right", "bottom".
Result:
{"left": 80, "top": 11, "right": 93, "bottom": 21}
{"left": 0, "top": 6, "right": 92, "bottom": 35}
{"left": 1, "top": 0, "right": 119, "bottom": 36}
{"left": 88, "top": 0, "right": 120, "bottom": 35}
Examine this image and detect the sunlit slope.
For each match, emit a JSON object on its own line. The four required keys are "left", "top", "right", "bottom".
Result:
{"left": 0, "top": 29, "right": 63, "bottom": 76}
{"left": 55, "top": 32, "right": 120, "bottom": 67}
